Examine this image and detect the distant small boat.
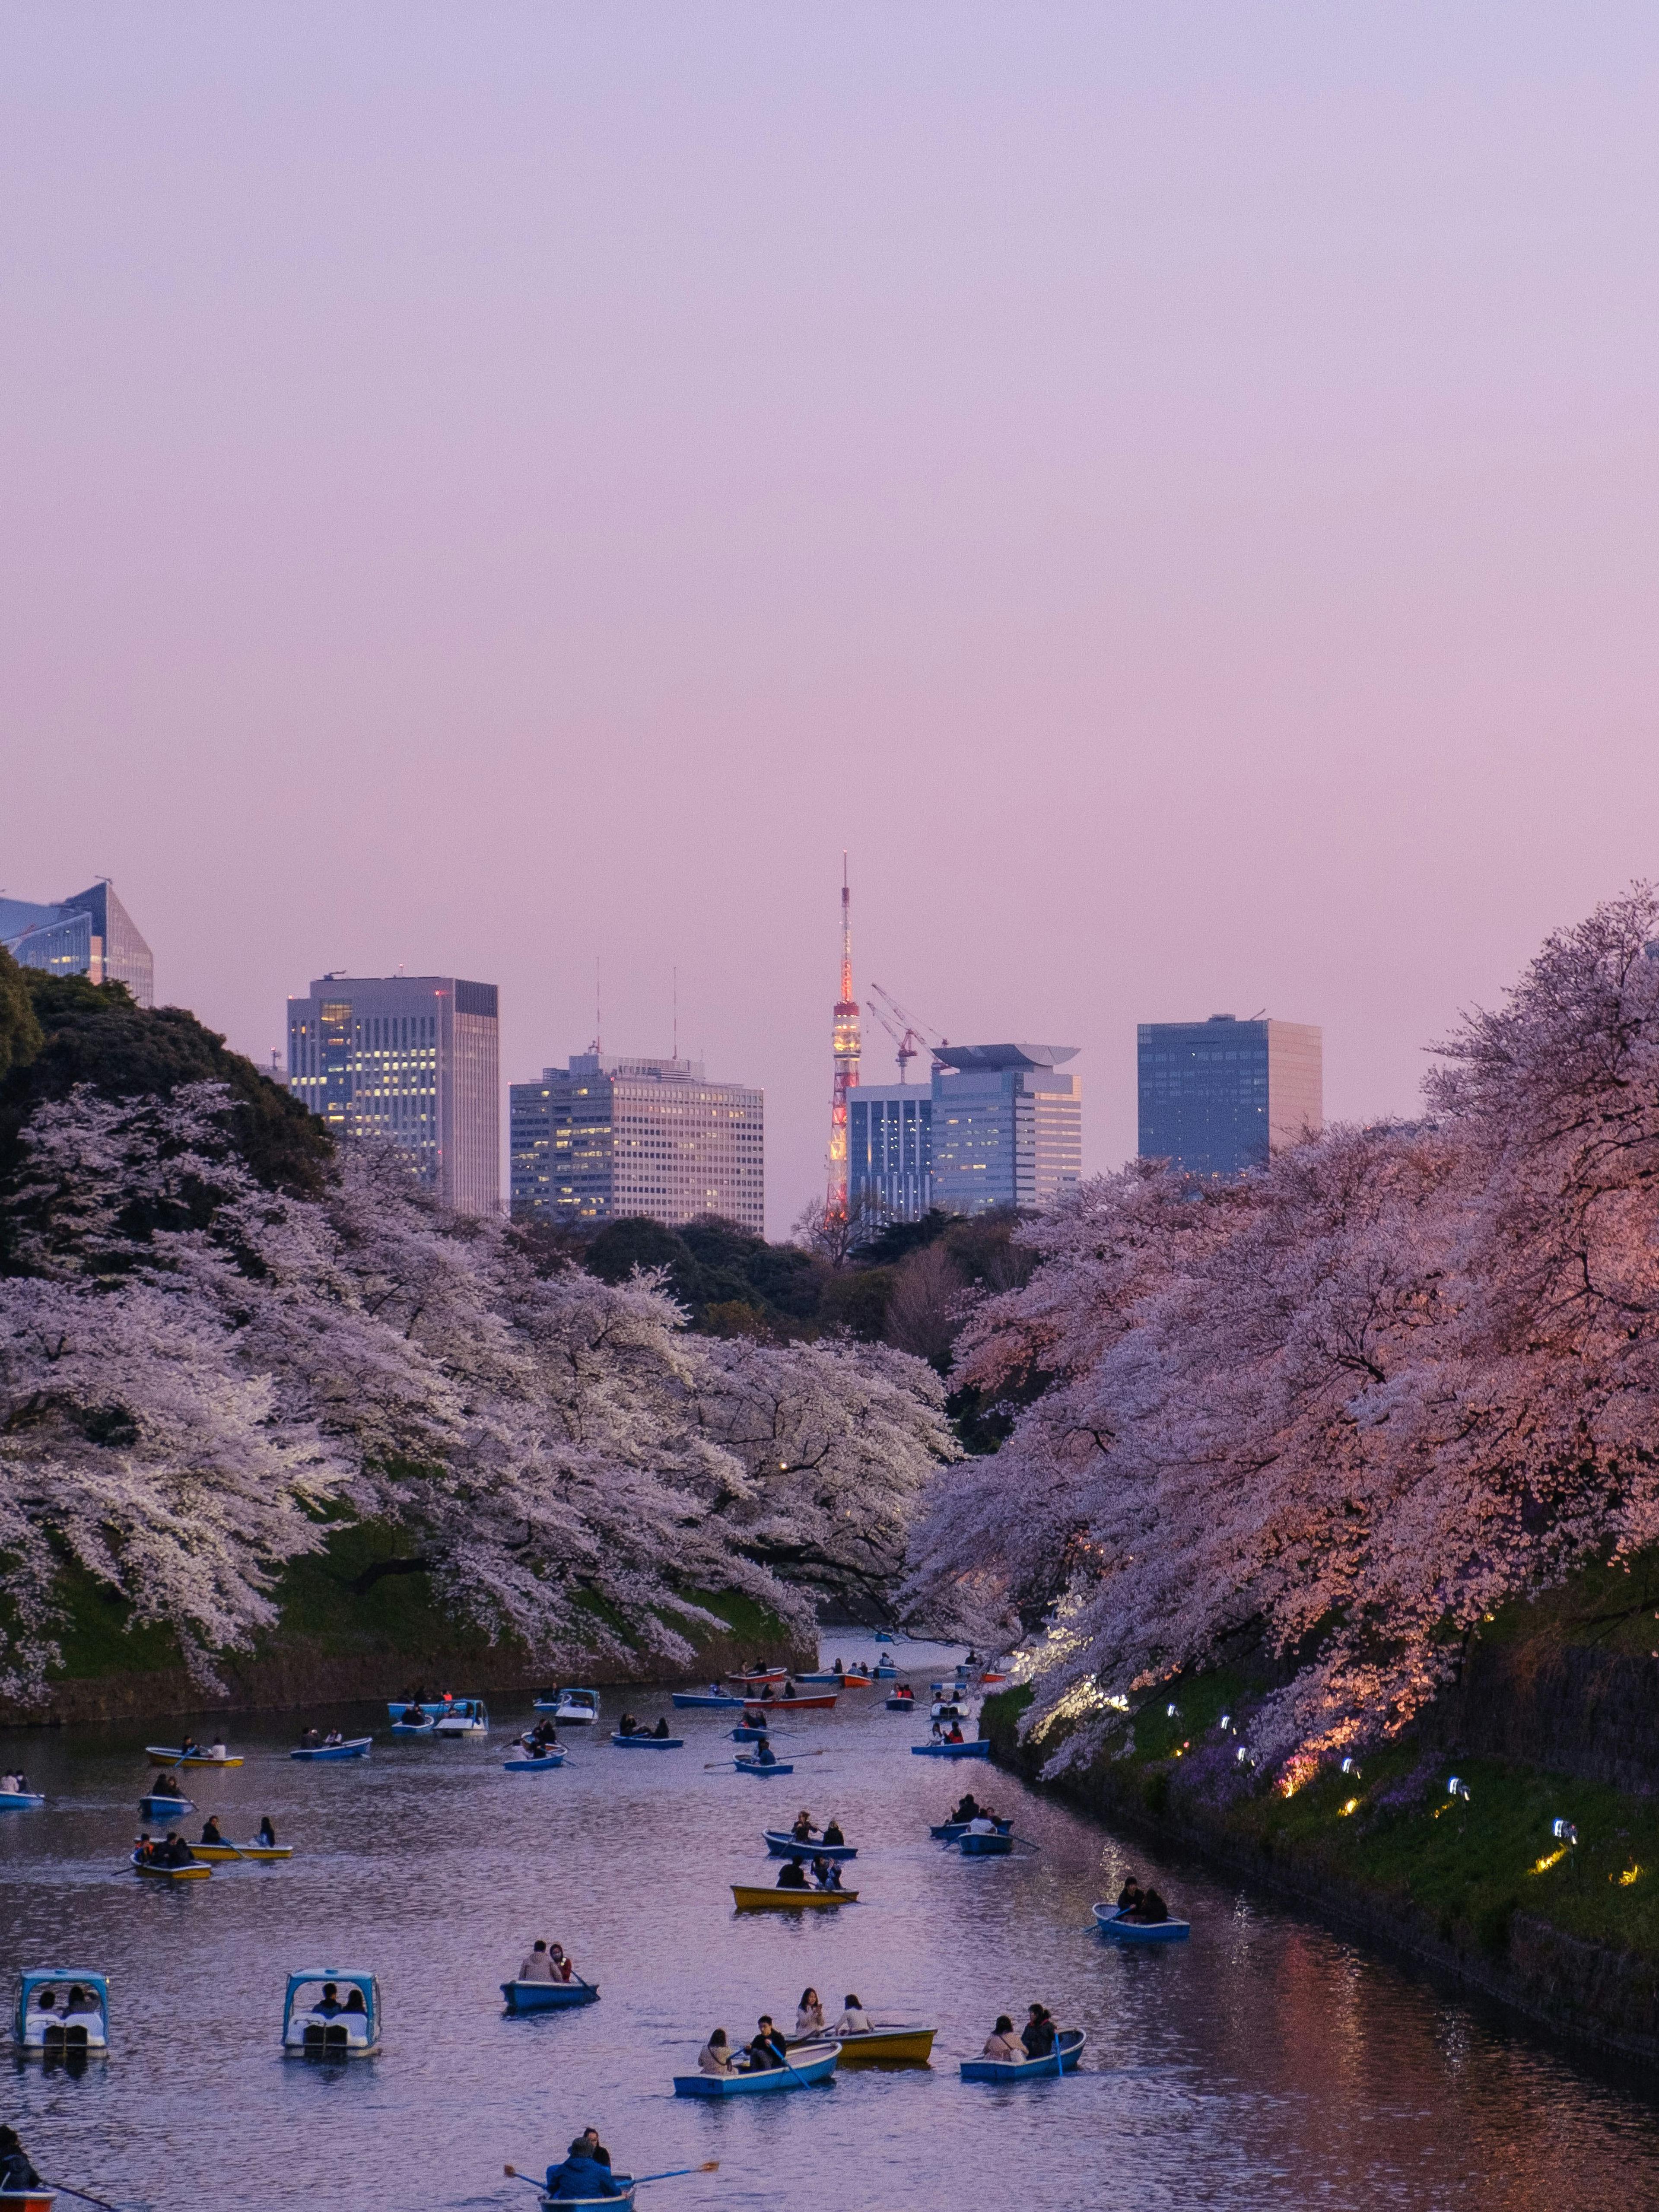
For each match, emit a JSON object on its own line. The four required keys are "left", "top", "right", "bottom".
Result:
{"left": 958, "top": 1830, "right": 1013, "bottom": 1856}
{"left": 388, "top": 1699, "right": 448, "bottom": 1721}
{"left": 434, "top": 1698, "right": 489, "bottom": 1736}
{"left": 743, "top": 1692, "right": 837, "bottom": 1713}
{"left": 502, "top": 1750, "right": 567, "bottom": 1772}
{"left": 1092, "top": 1904, "right": 1191, "bottom": 1943}
{"left": 732, "top": 1884, "right": 858, "bottom": 1910}
{"left": 763, "top": 1829, "right": 857, "bottom": 1861}
{"left": 930, "top": 1818, "right": 1009, "bottom": 1842}
{"left": 140, "top": 1792, "right": 194, "bottom": 1817}
{"left": 911, "top": 1741, "right": 989, "bottom": 1760}
{"left": 289, "top": 1738, "right": 372, "bottom": 1761}
{"left": 0, "top": 1791, "right": 44, "bottom": 1811}
{"left": 726, "top": 1669, "right": 787, "bottom": 1687}
{"left": 130, "top": 1852, "right": 210, "bottom": 1881}
{"left": 793, "top": 1670, "right": 846, "bottom": 1685}
{"left": 793, "top": 2021, "right": 933, "bottom": 2063}
{"left": 282, "top": 1968, "right": 381, "bottom": 2057}
{"left": 960, "top": 2028, "right": 1085, "bottom": 2082}
{"left": 672, "top": 1690, "right": 746, "bottom": 1709}
{"left": 734, "top": 1757, "right": 794, "bottom": 1777}
{"left": 390, "top": 1712, "right": 441, "bottom": 1737}
{"left": 145, "top": 1745, "right": 242, "bottom": 1767}
{"left": 610, "top": 1732, "right": 683, "bottom": 1749}
{"left": 12, "top": 1967, "right": 109, "bottom": 2059}
{"left": 553, "top": 1689, "right": 601, "bottom": 1727}
{"left": 500, "top": 1975, "right": 599, "bottom": 2012}
{"left": 730, "top": 1723, "right": 772, "bottom": 1742}
{"left": 233, "top": 1840, "right": 294, "bottom": 1862}
{"left": 838, "top": 1674, "right": 875, "bottom": 1688}
{"left": 874, "top": 1631, "right": 894, "bottom": 1644}
{"left": 674, "top": 2040, "right": 840, "bottom": 2095}
{"left": 884, "top": 1695, "right": 918, "bottom": 1712}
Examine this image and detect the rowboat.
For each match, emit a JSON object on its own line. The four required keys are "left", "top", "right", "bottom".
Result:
{"left": 726, "top": 1669, "right": 787, "bottom": 1687}
{"left": 731, "top": 1884, "right": 858, "bottom": 1910}
{"left": 139, "top": 1792, "right": 194, "bottom": 1817}
{"left": 1092, "top": 1904, "right": 1191, "bottom": 1943}
{"left": 290, "top": 1737, "right": 372, "bottom": 1761}
{"left": 911, "top": 1741, "right": 989, "bottom": 1759}
{"left": 0, "top": 1791, "right": 44, "bottom": 1811}
{"left": 388, "top": 1699, "right": 448, "bottom": 1720}
{"left": 960, "top": 2028, "right": 1085, "bottom": 2082}
{"left": 763, "top": 1829, "right": 857, "bottom": 1861}
{"left": 743, "top": 1693, "right": 837, "bottom": 1713}
{"left": 189, "top": 1839, "right": 293, "bottom": 1861}
{"left": 130, "top": 1852, "right": 210, "bottom": 1881}
{"left": 798, "top": 2022, "right": 934, "bottom": 2063}
{"left": 958, "top": 1830, "right": 1013, "bottom": 1856}
{"left": 145, "top": 1745, "right": 242, "bottom": 1767}
{"left": 838, "top": 1674, "right": 874, "bottom": 1688}
{"left": 884, "top": 1695, "right": 918, "bottom": 1712}
{"left": 610, "top": 1732, "right": 683, "bottom": 1749}
{"left": 730, "top": 1723, "right": 772, "bottom": 1742}
{"left": 793, "top": 1670, "right": 843, "bottom": 1685}
{"left": 390, "top": 1712, "right": 441, "bottom": 1736}
{"left": 931, "top": 1818, "right": 1009, "bottom": 1842}
{"left": 674, "top": 2040, "right": 840, "bottom": 2095}
{"left": 531, "top": 2177, "right": 635, "bottom": 2209}
{"left": 734, "top": 1757, "right": 793, "bottom": 1777}
{"left": 282, "top": 1968, "right": 381, "bottom": 2057}
{"left": 13, "top": 1968, "right": 108, "bottom": 2058}
{"left": 434, "top": 1698, "right": 489, "bottom": 1735}
{"left": 503, "top": 1750, "right": 567, "bottom": 1772}
{"left": 500, "top": 1975, "right": 600, "bottom": 2012}
{"left": 672, "top": 1691, "right": 746, "bottom": 1709}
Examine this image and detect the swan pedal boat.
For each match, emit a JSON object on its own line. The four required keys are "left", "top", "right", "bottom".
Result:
{"left": 732, "top": 1884, "right": 858, "bottom": 1910}
{"left": 742, "top": 1693, "right": 836, "bottom": 1713}
{"left": 610, "top": 1732, "right": 683, "bottom": 1749}
{"left": 145, "top": 1746, "right": 242, "bottom": 1767}
{"left": 503, "top": 1749, "right": 567, "bottom": 1772}
{"left": 282, "top": 1968, "right": 381, "bottom": 2057}
{"left": 674, "top": 2040, "right": 840, "bottom": 2095}
{"left": 960, "top": 2028, "right": 1085, "bottom": 2081}
{"left": 734, "top": 1757, "right": 793, "bottom": 1777}
{"left": 792, "top": 2022, "right": 934, "bottom": 2063}
{"left": 290, "top": 1737, "right": 373, "bottom": 1760}
{"left": 1093, "top": 1904, "right": 1191, "bottom": 1943}
{"left": 764, "top": 1829, "right": 857, "bottom": 1861}
{"left": 13, "top": 1968, "right": 109, "bottom": 2058}
{"left": 0, "top": 1792, "right": 44, "bottom": 1811}
{"left": 130, "top": 1852, "right": 210, "bottom": 1881}
{"left": 433, "top": 1698, "right": 489, "bottom": 1735}
{"left": 501, "top": 1975, "right": 599, "bottom": 2012}
{"left": 672, "top": 1690, "right": 746, "bottom": 1709}
{"left": 911, "top": 1740, "right": 990, "bottom": 1759}
{"left": 388, "top": 1699, "right": 448, "bottom": 1720}
{"left": 191, "top": 1840, "right": 293, "bottom": 1861}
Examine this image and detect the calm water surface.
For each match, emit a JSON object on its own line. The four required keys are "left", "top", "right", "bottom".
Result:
{"left": 3, "top": 1639, "right": 1657, "bottom": 2212}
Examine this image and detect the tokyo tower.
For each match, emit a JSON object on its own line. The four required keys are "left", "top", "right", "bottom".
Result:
{"left": 824, "top": 856, "right": 861, "bottom": 1222}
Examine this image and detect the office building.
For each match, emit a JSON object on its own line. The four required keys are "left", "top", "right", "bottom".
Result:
{"left": 286, "top": 974, "right": 500, "bottom": 1216}
{"left": 930, "top": 1043, "right": 1083, "bottom": 1217}
{"left": 510, "top": 1054, "right": 763, "bottom": 1233}
{"left": 0, "top": 882, "right": 153, "bottom": 1007}
{"left": 849, "top": 1084, "right": 933, "bottom": 1223}
{"left": 1137, "top": 1014, "right": 1322, "bottom": 1177}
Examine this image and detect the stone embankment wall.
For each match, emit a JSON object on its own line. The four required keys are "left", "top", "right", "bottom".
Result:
{"left": 1430, "top": 1638, "right": 1659, "bottom": 1798}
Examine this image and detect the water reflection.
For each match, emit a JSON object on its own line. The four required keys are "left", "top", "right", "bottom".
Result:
{"left": 0, "top": 1642, "right": 1653, "bottom": 2211}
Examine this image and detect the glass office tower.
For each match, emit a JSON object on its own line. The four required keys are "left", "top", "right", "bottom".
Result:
{"left": 510, "top": 1054, "right": 764, "bottom": 1232}
{"left": 1137, "top": 1014, "right": 1322, "bottom": 1177}
{"left": 287, "top": 974, "right": 500, "bottom": 1216}
{"left": 849, "top": 1085, "right": 933, "bottom": 1222}
{"left": 0, "top": 882, "right": 154, "bottom": 1007}
{"left": 930, "top": 1043, "right": 1083, "bottom": 1216}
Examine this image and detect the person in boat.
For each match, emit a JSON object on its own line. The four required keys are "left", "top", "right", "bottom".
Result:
{"left": 652, "top": 1716, "right": 671, "bottom": 1738}
{"left": 200, "top": 1814, "right": 226, "bottom": 1846}
{"left": 791, "top": 1809, "right": 815, "bottom": 1842}
{"left": 946, "top": 1722, "right": 965, "bottom": 1743}
{"left": 300, "top": 1727, "right": 321, "bottom": 1749}
{"left": 747, "top": 2016, "right": 788, "bottom": 2070}
{"left": 0, "top": 2128, "right": 41, "bottom": 2194}
{"left": 1135, "top": 1886, "right": 1171, "bottom": 1924}
{"left": 1116, "top": 1877, "right": 1145, "bottom": 1913}
{"left": 894, "top": 1684, "right": 913, "bottom": 1701}
{"left": 133, "top": 1831, "right": 154, "bottom": 1863}
{"left": 781, "top": 1678, "right": 798, "bottom": 1699}
{"left": 342, "top": 1990, "right": 367, "bottom": 2024}
{"left": 548, "top": 1944, "right": 575, "bottom": 1983}
{"left": 952, "top": 1791, "right": 982, "bottom": 1824}
{"left": 1021, "top": 2004, "right": 1057, "bottom": 2059}
{"left": 823, "top": 1815, "right": 845, "bottom": 1847}
{"left": 12, "top": 1772, "right": 26, "bottom": 1795}
{"left": 617, "top": 1712, "right": 641, "bottom": 1736}
{"left": 795, "top": 1987, "right": 825, "bottom": 2038}
{"left": 776, "top": 1857, "right": 809, "bottom": 1890}
{"left": 324, "top": 1729, "right": 344, "bottom": 1747}
{"left": 152, "top": 1769, "right": 186, "bottom": 1798}
{"left": 982, "top": 2015, "right": 1022, "bottom": 2062}
{"left": 967, "top": 1812, "right": 996, "bottom": 1835}
{"left": 518, "top": 1940, "right": 556, "bottom": 1982}
{"left": 832, "top": 1657, "right": 844, "bottom": 1675}
{"left": 207, "top": 1741, "right": 228, "bottom": 1760}
{"left": 698, "top": 2027, "right": 737, "bottom": 2074}
{"left": 179, "top": 1735, "right": 200, "bottom": 1758}
{"left": 315, "top": 1982, "right": 344, "bottom": 2017}
{"left": 810, "top": 1855, "right": 843, "bottom": 1893}
{"left": 258, "top": 1815, "right": 277, "bottom": 1847}
{"left": 753, "top": 1735, "right": 778, "bottom": 1767}
{"left": 833, "top": 1993, "right": 871, "bottom": 2035}
{"left": 543, "top": 2138, "right": 622, "bottom": 2201}
{"left": 159, "top": 1830, "right": 195, "bottom": 1867}
{"left": 930, "top": 1719, "right": 944, "bottom": 1743}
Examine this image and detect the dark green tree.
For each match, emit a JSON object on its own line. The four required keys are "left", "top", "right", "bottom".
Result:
{"left": 0, "top": 947, "right": 43, "bottom": 1083}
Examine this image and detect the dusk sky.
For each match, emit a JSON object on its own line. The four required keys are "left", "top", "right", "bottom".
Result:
{"left": 6, "top": 4, "right": 1659, "bottom": 1230}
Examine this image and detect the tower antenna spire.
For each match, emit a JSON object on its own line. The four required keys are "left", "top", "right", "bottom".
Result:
{"left": 825, "top": 853, "right": 861, "bottom": 1223}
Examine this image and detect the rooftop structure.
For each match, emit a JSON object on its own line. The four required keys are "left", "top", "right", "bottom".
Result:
{"left": 0, "top": 882, "right": 153, "bottom": 1007}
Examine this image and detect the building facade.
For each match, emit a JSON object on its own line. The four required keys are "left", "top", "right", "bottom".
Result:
{"left": 930, "top": 1043, "right": 1083, "bottom": 1215}
{"left": 286, "top": 974, "right": 500, "bottom": 1216}
{"left": 510, "top": 1054, "right": 764, "bottom": 1233}
{"left": 849, "top": 1084, "right": 933, "bottom": 1222}
{"left": 0, "top": 882, "right": 154, "bottom": 1007}
{"left": 1137, "top": 1014, "right": 1322, "bottom": 1177}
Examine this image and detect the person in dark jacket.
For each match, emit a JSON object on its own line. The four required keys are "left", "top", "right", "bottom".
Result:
{"left": 753, "top": 1737, "right": 777, "bottom": 1767}
{"left": 543, "top": 2141, "right": 621, "bottom": 2200}
{"left": 578, "top": 2129, "right": 611, "bottom": 2169}
{"left": 200, "top": 1815, "right": 226, "bottom": 1847}
{"left": 1022, "top": 2004, "right": 1057, "bottom": 2059}
{"left": 747, "top": 2017, "right": 788, "bottom": 2070}
{"left": 776, "top": 1858, "right": 808, "bottom": 1890}
{"left": 823, "top": 1816, "right": 845, "bottom": 1847}
{"left": 652, "top": 1717, "right": 671, "bottom": 1738}
{"left": 1137, "top": 1887, "right": 1170, "bottom": 1924}
{"left": 0, "top": 2127, "right": 40, "bottom": 2191}
{"left": 1117, "top": 1878, "right": 1144, "bottom": 1913}
{"left": 257, "top": 1815, "right": 277, "bottom": 1847}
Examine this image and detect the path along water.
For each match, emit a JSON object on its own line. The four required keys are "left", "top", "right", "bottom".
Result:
{"left": 3, "top": 1638, "right": 1657, "bottom": 2212}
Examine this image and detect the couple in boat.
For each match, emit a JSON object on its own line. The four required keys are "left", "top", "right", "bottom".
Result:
{"left": 981, "top": 2004, "right": 1060, "bottom": 2062}
{"left": 775, "top": 1854, "right": 843, "bottom": 1893}
{"left": 297, "top": 1727, "right": 345, "bottom": 1748}
{"left": 930, "top": 1719, "right": 966, "bottom": 1743}
{"left": 789, "top": 1808, "right": 845, "bottom": 1847}
{"left": 1115, "top": 1877, "right": 1172, "bottom": 1924}
{"left": 791, "top": 1989, "right": 868, "bottom": 2040}
{"left": 134, "top": 1829, "right": 194, "bottom": 1868}
{"left": 616, "top": 1713, "right": 672, "bottom": 1738}
{"left": 540, "top": 2129, "right": 617, "bottom": 2200}
{"left": 517, "top": 1938, "right": 577, "bottom": 1983}
{"left": 697, "top": 2015, "right": 794, "bottom": 2075}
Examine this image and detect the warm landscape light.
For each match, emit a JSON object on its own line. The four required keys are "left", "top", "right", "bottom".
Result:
{"left": 1619, "top": 1866, "right": 1642, "bottom": 1887}
{"left": 1339, "top": 1797, "right": 1360, "bottom": 1816}
{"left": 1532, "top": 1847, "right": 1567, "bottom": 1874}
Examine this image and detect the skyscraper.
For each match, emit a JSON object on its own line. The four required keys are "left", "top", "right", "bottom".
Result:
{"left": 1137, "top": 1014, "right": 1322, "bottom": 1177}
{"left": 0, "top": 882, "right": 153, "bottom": 1007}
{"left": 849, "top": 1084, "right": 933, "bottom": 1221}
{"left": 930, "top": 1043, "right": 1083, "bottom": 1216}
{"left": 286, "top": 974, "right": 500, "bottom": 1216}
{"left": 510, "top": 1053, "right": 764, "bottom": 1233}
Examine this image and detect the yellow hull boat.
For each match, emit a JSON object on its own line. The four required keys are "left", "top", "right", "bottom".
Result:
{"left": 731, "top": 1885, "right": 859, "bottom": 1911}
{"left": 187, "top": 1841, "right": 292, "bottom": 1862}
{"left": 132, "top": 1857, "right": 211, "bottom": 1881}
{"left": 835, "top": 2024, "right": 936, "bottom": 2063}
{"left": 146, "top": 1748, "right": 244, "bottom": 1768}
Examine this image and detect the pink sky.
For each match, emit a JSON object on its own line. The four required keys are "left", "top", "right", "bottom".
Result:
{"left": 5, "top": 4, "right": 1659, "bottom": 1230}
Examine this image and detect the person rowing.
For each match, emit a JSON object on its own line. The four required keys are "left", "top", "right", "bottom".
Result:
{"left": 199, "top": 1814, "right": 226, "bottom": 1847}
{"left": 981, "top": 2014, "right": 1022, "bottom": 2062}
{"left": 746, "top": 2016, "right": 788, "bottom": 2071}
{"left": 776, "top": 1858, "right": 809, "bottom": 1890}
{"left": 0, "top": 2127, "right": 41, "bottom": 2195}
{"left": 791, "top": 1808, "right": 816, "bottom": 1842}
{"left": 151, "top": 1769, "right": 188, "bottom": 1799}
{"left": 753, "top": 1734, "right": 777, "bottom": 1767}
{"left": 618, "top": 1712, "right": 642, "bottom": 1737}
{"left": 1123, "top": 1883, "right": 1170, "bottom": 1924}
{"left": 158, "top": 1829, "right": 194, "bottom": 1867}
{"left": 299, "top": 1727, "right": 321, "bottom": 1749}
{"left": 542, "top": 2136, "right": 623, "bottom": 2199}
{"left": 951, "top": 1791, "right": 982, "bottom": 1824}
{"left": 548, "top": 1944, "right": 576, "bottom": 1982}
{"left": 1021, "top": 2003, "right": 1057, "bottom": 2058}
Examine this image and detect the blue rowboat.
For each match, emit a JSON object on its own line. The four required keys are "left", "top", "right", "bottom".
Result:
{"left": 500, "top": 1975, "right": 599, "bottom": 2012}
{"left": 763, "top": 1829, "right": 857, "bottom": 1861}
{"left": 793, "top": 1670, "right": 844, "bottom": 1685}
{"left": 289, "top": 1738, "right": 372, "bottom": 1761}
{"left": 610, "top": 1733, "right": 683, "bottom": 1750}
{"left": 0, "top": 1792, "right": 44, "bottom": 1812}
{"left": 911, "top": 1741, "right": 989, "bottom": 1760}
{"left": 1092, "top": 1904, "right": 1191, "bottom": 1943}
{"left": 960, "top": 2028, "right": 1085, "bottom": 2082}
{"left": 734, "top": 1757, "right": 794, "bottom": 1777}
{"left": 531, "top": 2176, "right": 635, "bottom": 2209}
{"left": 874, "top": 1632, "right": 894, "bottom": 1643}
{"left": 958, "top": 1831, "right": 1013, "bottom": 1857}
{"left": 931, "top": 1818, "right": 1009, "bottom": 1841}
{"left": 729, "top": 1723, "right": 771, "bottom": 1742}
{"left": 674, "top": 2041, "right": 839, "bottom": 2096}
{"left": 884, "top": 1696, "right": 918, "bottom": 1712}
{"left": 140, "top": 1792, "right": 194, "bottom": 1817}
{"left": 387, "top": 1700, "right": 447, "bottom": 1720}
{"left": 502, "top": 1751, "right": 567, "bottom": 1772}
{"left": 671, "top": 1691, "right": 746, "bottom": 1710}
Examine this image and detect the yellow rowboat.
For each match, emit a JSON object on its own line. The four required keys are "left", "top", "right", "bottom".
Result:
{"left": 731, "top": 1885, "right": 859, "bottom": 1911}
{"left": 131, "top": 1855, "right": 211, "bottom": 1881}
{"left": 817, "top": 2024, "right": 935, "bottom": 2063}
{"left": 146, "top": 1748, "right": 244, "bottom": 1768}
{"left": 188, "top": 1841, "right": 294, "bottom": 1863}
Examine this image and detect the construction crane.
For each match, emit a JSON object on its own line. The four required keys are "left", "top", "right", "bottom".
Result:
{"left": 866, "top": 983, "right": 946, "bottom": 1084}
